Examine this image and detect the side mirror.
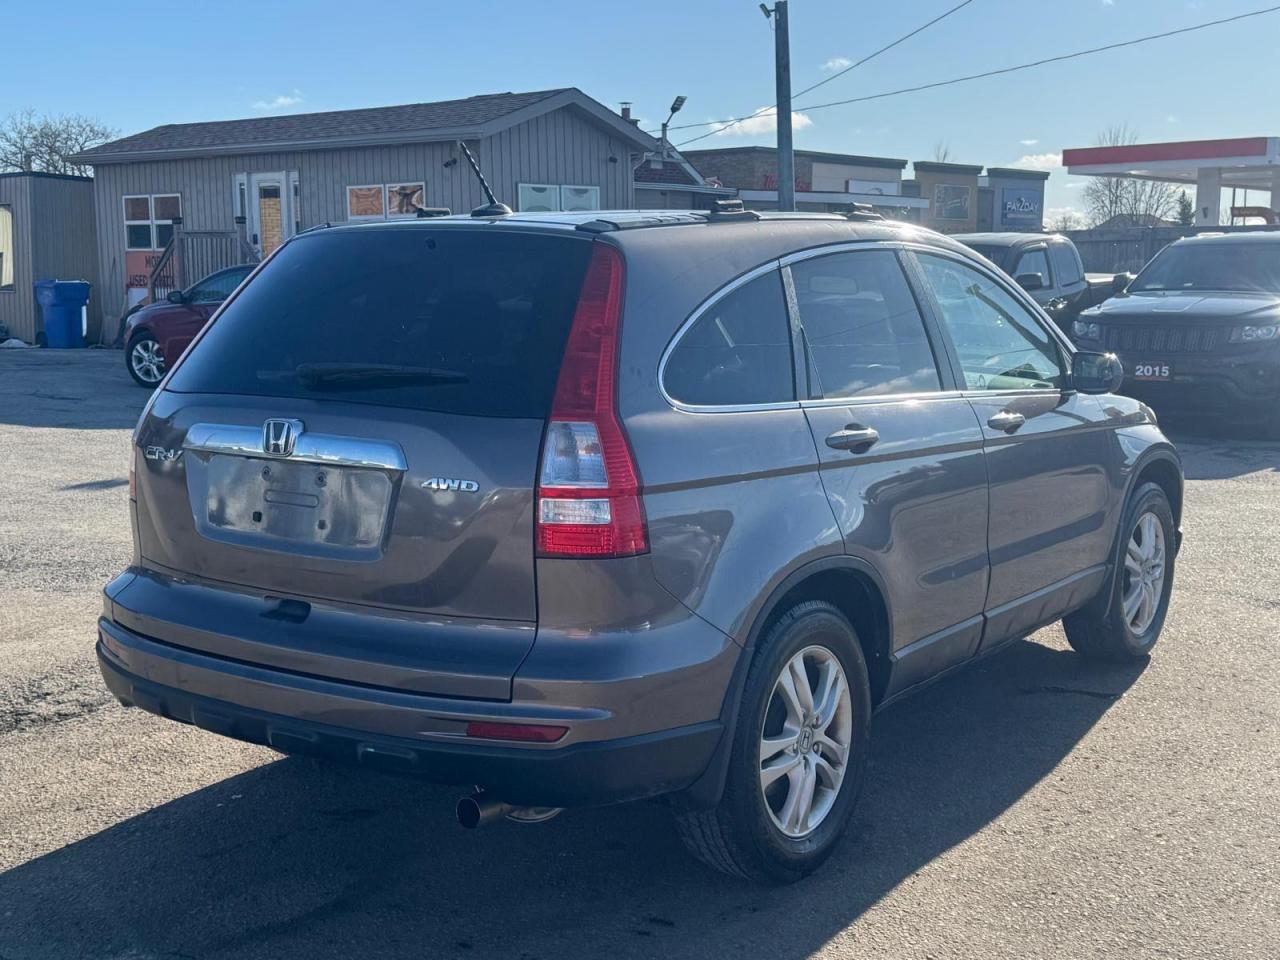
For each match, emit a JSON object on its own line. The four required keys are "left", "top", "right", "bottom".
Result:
{"left": 1072, "top": 351, "right": 1123, "bottom": 395}
{"left": 1016, "top": 272, "right": 1045, "bottom": 291}
{"left": 1112, "top": 272, "right": 1132, "bottom": 294}
{"left": 166, "top": 290, "right": 187, "bottom": 304}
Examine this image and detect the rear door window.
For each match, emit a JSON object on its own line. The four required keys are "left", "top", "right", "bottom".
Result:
{"left": 166, "top": 228, "right": 593, "bottom": 418}
{"left": 791, "top": 249, "right": 941, "bottom": 399}
{"left": 662, "top": 270, "right": 795, "bottom": 407}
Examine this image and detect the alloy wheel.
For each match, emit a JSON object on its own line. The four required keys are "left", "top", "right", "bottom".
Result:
{"left": 1122, "top": 511, "right": 1166, "bottom": 635}
{"left": 758, "top": 645, "right": 853, "bottom": 839}
{"left": 130, "top": 339, "right": 165, "bottom": 384}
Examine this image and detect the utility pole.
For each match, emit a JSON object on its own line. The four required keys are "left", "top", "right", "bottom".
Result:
{"left": 770, "top": 1, "right": 795, "bottom": 211}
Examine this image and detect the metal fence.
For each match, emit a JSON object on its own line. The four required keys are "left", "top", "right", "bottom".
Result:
{"left": 1064, "top": 224, "right": 1279, "bottom": 274}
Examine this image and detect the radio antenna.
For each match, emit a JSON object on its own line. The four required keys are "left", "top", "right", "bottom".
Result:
{"left": 457, "top": 140, "right": 512, "bottom": 217}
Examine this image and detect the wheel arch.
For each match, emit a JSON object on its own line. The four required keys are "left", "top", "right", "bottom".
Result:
{"left": 673, "top": 556, "right": 893, "bottom": 811}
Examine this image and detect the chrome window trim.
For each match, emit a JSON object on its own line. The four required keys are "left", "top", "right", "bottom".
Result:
{"left": 799, "top": 388, "right": 968, "bottom": 409}
{"left": 184, "top": 423, "right": 407, "bottom": 471}
{"left": 657, "top": 259, "right": 802, "bottom": 415}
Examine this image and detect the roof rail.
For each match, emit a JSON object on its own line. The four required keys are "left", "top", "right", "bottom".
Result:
{"left": 845, "top": 203, "right": 884, "bottom": 222}
{"left": 575, "top": 213, "right": 707, "bottom": 233}
{"left": 416, "top": 207, "right": 451, "bottom": 218}
{"left": 298, "top": 221, "right": 333, "bottom": 235}
{"left": 706, "top": 199, "right": 761, "bottom": 222}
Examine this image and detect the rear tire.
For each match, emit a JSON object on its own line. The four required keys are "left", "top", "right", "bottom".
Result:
{"left": 126, "top": 333, "right": 165, "bottom": 388}
{"left": 1064, "top": 482, "right": 1175, "bottom": 662}
{"left": 675, "top": 601, "right": 871, "bottom": 883}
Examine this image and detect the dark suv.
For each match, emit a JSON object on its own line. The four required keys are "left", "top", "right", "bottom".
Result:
{"left": 1073, "top": 231, "right": 1280, "bottom": 435}
{"left": 99, "top": 208, "right": 1182, "bottom": 882}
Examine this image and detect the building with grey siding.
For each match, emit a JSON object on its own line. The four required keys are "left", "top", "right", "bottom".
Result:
{"left": 72, "top": 88, "right": 656, "bottom": 331}
{"left": 0, "top": 172, "right": 100, "bottom": 343}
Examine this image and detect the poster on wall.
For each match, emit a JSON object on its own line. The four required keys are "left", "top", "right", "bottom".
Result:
{"left": 347, "top": 185, "right": 385, "bottom": 220}
{"left": 933, "top": 184, "right": 972, "bottom": 221}
{"left": 386, "top": 182, "right": 426, "bottom": 218}
{"left": 1002, "top": 187, "right": 1041, "bottom": 221}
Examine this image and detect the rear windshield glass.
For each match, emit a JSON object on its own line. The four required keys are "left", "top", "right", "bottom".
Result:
{"left": 167, "top": 227, "right": 592, "bottom": 418}
{"left": 1130, "top": 242, "right": 1280, "bottom": 294}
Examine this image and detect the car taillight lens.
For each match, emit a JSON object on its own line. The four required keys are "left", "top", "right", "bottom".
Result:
{"left": 536, "top": 243, "right": 648, "bottom": 558}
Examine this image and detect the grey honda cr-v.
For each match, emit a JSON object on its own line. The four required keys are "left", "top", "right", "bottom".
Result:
{"left": 99, "top": 204, "right": 1182, "bottom": 882}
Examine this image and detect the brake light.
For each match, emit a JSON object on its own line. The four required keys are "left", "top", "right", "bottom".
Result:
{"left": 536, "top": 243, "right": 648, "bottom": 558}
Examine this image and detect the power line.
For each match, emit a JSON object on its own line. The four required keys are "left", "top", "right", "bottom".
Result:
{"left": 660, "top": 0, "right": 974, "bottom": 145}
{"left": 676, "top": 4, "right": 1280, "bottom": 148}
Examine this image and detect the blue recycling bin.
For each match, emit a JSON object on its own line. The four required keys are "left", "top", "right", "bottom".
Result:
{"left": 34, "top": 279, "right": 91, "bottom": 348}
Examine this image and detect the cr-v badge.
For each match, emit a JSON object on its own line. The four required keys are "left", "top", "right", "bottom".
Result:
{"left": 421, "top": 477, "right": 480, "bottom": 493}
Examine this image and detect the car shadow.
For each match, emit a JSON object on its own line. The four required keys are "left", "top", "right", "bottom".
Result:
{"left": 1, "top": 639, "right": 1144, "bottom": 960}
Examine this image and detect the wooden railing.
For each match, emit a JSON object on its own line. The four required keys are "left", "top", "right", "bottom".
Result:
{"left": 147, "top": 219, "right": 259, "bottom": 303}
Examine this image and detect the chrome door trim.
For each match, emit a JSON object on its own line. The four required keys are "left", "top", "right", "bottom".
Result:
{"left": 184, "top": 423, "right": 407, "bottom": 471}
{"left": 656, "top": 258, "right": 802, "bottom": 414}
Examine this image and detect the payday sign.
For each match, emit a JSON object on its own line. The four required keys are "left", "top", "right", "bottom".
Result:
{"left": 1002, "top": 187, "right": 1042, "bottom": 221}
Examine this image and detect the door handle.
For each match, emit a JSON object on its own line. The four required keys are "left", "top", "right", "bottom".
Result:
{"left": 825, "top": 424, "right": 880, "bottom": 452}
{"left": 987, "top": 410, "right": 1026, "bottom": 433}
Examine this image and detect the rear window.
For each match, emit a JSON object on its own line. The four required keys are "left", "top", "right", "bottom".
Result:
{"left": 166, "top": 227, "right": 593, "bottom": 418}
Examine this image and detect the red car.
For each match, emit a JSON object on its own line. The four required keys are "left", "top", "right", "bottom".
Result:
{"left": 124, "top": 264, "right": 253, "bottom": 387}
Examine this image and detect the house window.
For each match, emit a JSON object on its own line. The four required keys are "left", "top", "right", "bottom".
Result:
{"left": 517, "top": 183, "right": 601, "bottom": 213}
{"left": 0, "top": 205, "right": 14, "bottom": 292}
{"left": 386, "top": 182, "right": 425, "bottom": 219}
{"left": 124, "top": 194, "right": 182, "bottom": 250}
{"left": 346, "top": 182, "right": 427, "bottom": 221}
{"left": 347, "top": 185, "right": 385, "bottom": 221}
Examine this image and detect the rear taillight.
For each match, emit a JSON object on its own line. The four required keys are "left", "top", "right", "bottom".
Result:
{"left": 536, "top": 243, "right": 648, "bottom": 558}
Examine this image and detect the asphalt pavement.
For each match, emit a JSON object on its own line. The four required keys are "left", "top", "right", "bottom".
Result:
{"left": 0, "top": 350, "right": 1276, "bottom": 960}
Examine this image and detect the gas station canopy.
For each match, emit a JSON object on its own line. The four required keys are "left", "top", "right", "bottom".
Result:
{"left": 1062, "top": 136, "right": 1280, "bottom": 225}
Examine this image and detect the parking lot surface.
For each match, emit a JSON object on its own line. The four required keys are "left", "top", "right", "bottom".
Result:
{"left": 1, "top": 351, "right": 1276, "bottom": 960}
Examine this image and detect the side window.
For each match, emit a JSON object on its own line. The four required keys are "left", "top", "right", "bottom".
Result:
{"left": 188, "top": 269, "right": 248, "bottom": 303}
{"left": 917, "top": 253, "right": 1065, "bottom": 391}
{"left": 663, "top": 270, "right": 795, "bottom": 407}
{"left": 1049, "top": 242, "right": 1083, "bottom": 285}
{"left": 1014, "top": 248, "right": 1051, "bottom": 286}
{"left": 791, "top": 249, "right": 941, "bottom": 399}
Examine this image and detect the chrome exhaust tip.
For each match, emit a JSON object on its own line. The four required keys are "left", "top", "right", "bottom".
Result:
{"left": 456, "top": 792, "right": 513, "bottom": 829}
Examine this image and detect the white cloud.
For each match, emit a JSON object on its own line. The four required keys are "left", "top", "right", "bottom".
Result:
{"left": 821, "top": 57, "right": 853, "bottom": 72}
{"left": 1101, "top": 0, "right": 1114, "bottom": 6}
{"left": 1020, "top": 138, "right": 1039, "bottom": 146}
{"left": 1013, "top": 151, "right": 1063, "bottom": 171}
{"left": 252, "top": 90, "right": 304, "bottom": 111}
{"left": 1166, "top": 114, "right": 1179, "bottom": 124}
{"left": 711, "top": 106, "right": 813, "bottom": 137}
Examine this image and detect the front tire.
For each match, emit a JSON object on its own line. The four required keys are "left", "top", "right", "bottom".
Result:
{"left": 126, "top": 333, "right": 165, "bottom": 388}
{"left": 675, "top": 601, "right": 871, "bottom": 883}
{"left": 1064, "top": 482, "right": 1175, "bottom": 661}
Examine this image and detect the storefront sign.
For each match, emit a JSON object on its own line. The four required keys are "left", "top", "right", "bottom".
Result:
{"left": 933, "top": 184, "right": 972, "bottom": 221}
{"left": 1002, "top": 187, "right": 1042, "bottom": 221}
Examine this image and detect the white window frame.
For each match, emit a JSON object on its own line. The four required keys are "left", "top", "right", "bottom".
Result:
{"left": 0, "top": 203, "right": 14, "bottom": 292}
{"left": 385, "top": 181, "right": 426, "bottom": 220}
{"left": 517, "top": 182, "right": 561, "bottom": 213}
{"left": 346, "top": 184, "right": 387, "bottom": 222}
{"left": 123, "top": 193, "right": 182, "bottom": 251}
{"left": 559, "top": 184, "right": 601, "bottom": 212}
{"left": 289, "top": 171, "right": 302, "bottom": 232}
{"left": 123, "top": 194, "right": 154, "bottom": 250}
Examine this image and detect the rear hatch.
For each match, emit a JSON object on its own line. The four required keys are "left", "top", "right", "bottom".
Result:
{"left": 126, "top": 224, "right": 594, "bottom": 699}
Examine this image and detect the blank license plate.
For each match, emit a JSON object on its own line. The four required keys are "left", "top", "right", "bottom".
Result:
{"left": 1132, "top": 362, "right": 1172, "bottom": 381}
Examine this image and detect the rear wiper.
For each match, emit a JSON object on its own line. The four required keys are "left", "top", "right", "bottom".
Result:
{"left": 295, "top": 363, "right": 469, "bottom": 389}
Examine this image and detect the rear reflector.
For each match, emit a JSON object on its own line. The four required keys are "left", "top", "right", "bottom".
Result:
{"left": 465, "top": 721, "right": 568, "bottom": 743}
{"left": 536, "top": 243, "right": 648, "bottom": 558}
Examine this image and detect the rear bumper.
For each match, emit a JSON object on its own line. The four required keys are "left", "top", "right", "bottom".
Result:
{"left": 97, "top": 618, "right": 722, "bottom": 808}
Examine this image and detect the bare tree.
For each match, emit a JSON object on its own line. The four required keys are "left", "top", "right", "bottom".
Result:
{"left": 1083, "top": 123, "right": 1177, "bottom": 227}
{"left": 0, "top": 110, "right": 115, "bottom": 177}
{"left": 932, "top": 140, "right": 953, "bottom": 163}
{"left": 1049, "top": 210, "right": 1083, "bottom": 232}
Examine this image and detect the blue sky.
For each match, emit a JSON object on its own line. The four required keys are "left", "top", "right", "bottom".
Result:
{"left": 14, "top": 0, "right": 1275, "bottom": 220}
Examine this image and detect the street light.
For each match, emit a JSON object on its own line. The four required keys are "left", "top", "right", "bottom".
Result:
{"left": 660, "top": 95, "right": 687, "bottom": 159}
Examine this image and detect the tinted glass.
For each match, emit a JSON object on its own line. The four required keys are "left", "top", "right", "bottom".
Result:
{"left": 792, "top": 250, "right": 940, "bottom": 399}
{"left": 663, "top": 270, "right": 794, "bottom": 406}
{"left": 1130, "top": 242, "right": 1280, "bottom": 293}
{"left": 918, "top": 254, "right": 1065, "bottom": 391}
{"left": 1049, "top": 242, "right": 1083, "bottom": 284}
{"left": 965, "top": 244, "right": 1009, "bottom": 269}
{"left": 167, "top": 228, "right": 593, "bottom": 418}
{"left": 1014, "top": 248, "right": 1051, "bottom": 284}
{"left": 188, "top": 267, "right": 251, "bottom": 303}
